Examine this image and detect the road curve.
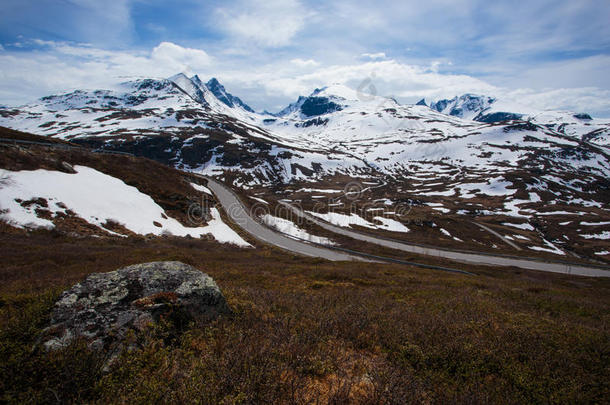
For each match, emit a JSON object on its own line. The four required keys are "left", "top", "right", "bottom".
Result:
{"left": 280, "top": 202, "right": 610, "bottom": 278}
{"left": 203, "top": 177, "right": 367, "bottom": 262}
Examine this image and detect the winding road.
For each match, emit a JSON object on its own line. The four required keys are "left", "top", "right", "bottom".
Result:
{"left": 202, "top": 175, "right": 610, "bottom": 278}
{"left": 280, "top": 202, "right": 610, "bottom": 278}
{"left": 204, "top": 177, "right": 368, "bottom": 262}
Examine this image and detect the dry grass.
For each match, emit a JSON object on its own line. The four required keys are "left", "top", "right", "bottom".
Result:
{"left": 1, "top": 127, "right": 609, "bottom": 403}
{"left": 1, "top": 229, "right": 609, "bottom": 404}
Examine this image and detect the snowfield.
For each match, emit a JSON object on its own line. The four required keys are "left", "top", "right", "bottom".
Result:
{"left": 261, "top": 214, "right": 335, "bottom": 245}
{"left": 528, "top": 239, "right": 565, "bottom": 255}
{"left": 0, "top": 166, "right": 250, "bottom": 246}
{"left": 306, "top": 210, "right": 410, "bottom": 233}
{"left": 191, "top": 182, "right": 213, "bottom": 195}
{"left": 373, "top": 216, "right": 410, "bottom": 233}
{"left": 581, "top": 231, "right": 610, "bottom": 240}
{"left": 307, "top": 211, "right": 378, "bottom": 229}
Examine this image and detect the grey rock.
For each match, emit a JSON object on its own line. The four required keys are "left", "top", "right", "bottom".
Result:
{"left": 41, "top": 261, "right": 230, "bottom": 351}
{"left": 60, "top": 161, "right": 76, "bottom": 174}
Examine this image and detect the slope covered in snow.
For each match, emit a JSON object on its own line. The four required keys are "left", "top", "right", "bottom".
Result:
{"left": 261, "top": 214, "right": 335, "bottom": 245}
{"left": 1, "top": 74, "right": 608, "bottom": 221}
{"left": 429, "top": 94, "right": 497, "bottom": 121}
{"left": 1, "top": 74, "right": 608, "bottom": 261}
{"left": 0, "top": 75, "right": 368, "bottom": 185}
{"left": 0, "top": 165, "right": 250, "bottom": 246}
{"left": 425, "top": 93, "right": 610, "bottom": 146}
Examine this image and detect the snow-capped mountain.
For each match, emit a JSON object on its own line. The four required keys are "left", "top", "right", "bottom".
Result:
{"left": 0, "top": 75, "right": 608, "bottom": 196}
{"left": 1, "top": 75, "right": 608, "bottom": 189}
{"left": 260, "top": 85, "right": 609, "bottom": 203}
{"left": 428, "top": 94, "right": 497, "bottom": 121}
{"left": 0, "top": 75, "right": 368, "bottom": 185}
{"left": 425, "top": 93, "right": 610, "bottom": 145}
{"left": 275, "top": 86, "right": 348, "bottom": 119}
{"left": 205, "top": 77, "right": 254, "bottom": 113}
{"left": 1, "top": 74, "right": 609, "bottom": 260}
{"left": 168, "top": 73, "right": 256, "bottom": 121}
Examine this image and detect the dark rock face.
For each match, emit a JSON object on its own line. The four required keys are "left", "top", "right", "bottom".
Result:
{"left": 42, "top": 261, "right": 230, "bottom": 351}
{"left": 297, "top": 117, "right": 329, "bottom": 127}
{"left": 573, "top": 113, "right": 592, "bottom": 120}
{"left": 476, "top": 112, "right": 523, "bottom": 123}
{"left": 300, "top": 97, "right": 343, "bottom": 117}
{"left": 206, "top": 77, "right": 255, "bottom": 113}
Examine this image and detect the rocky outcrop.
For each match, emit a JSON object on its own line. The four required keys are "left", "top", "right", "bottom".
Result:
{"left": 42, "top": 261, "right": 230, "bottom": 351}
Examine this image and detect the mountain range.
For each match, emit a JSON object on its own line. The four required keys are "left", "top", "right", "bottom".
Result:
{"left": 1, "top": 73, "right": 609, "bottom": 260}
{"left": 1, "top": 73, "right": 608, "bottom": 196}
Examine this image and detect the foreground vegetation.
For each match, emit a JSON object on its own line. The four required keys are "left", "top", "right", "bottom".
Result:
{"left": 1, "top": 228, "right": 608, "bottom": 404}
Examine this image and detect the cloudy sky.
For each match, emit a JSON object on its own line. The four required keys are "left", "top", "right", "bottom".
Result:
{"left": 1, "top": 0, "right": 610, "bottom": 116}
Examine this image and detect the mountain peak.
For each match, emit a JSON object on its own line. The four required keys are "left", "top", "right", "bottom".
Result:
{"left": 190, "top": 74, "right": 204, "bottom": 87}
{"left": 310, "top": 84, "right": 359, "bottom": 101}
{"left": 207, "top": 77, "right": 221, "bottom": 87}
{"left": 167, "top": 73, "right": 255, "bottom": 113}
{"left": 205, "top": 77, "right": 254, "bottom": 113}
{"left": 277, "top": 89, "right": 348, "bottom": 118}
{"left": 430, "top": 94, "right": 495, "bottom": 120}
{"left": 168, "top": 72, "right": 189, "bottom": 83}
{"left": 168, "top": 73, "right": 208, "bottom": 105}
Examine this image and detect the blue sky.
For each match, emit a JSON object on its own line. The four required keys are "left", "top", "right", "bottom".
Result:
{"left": 1, "top": 0, "right": 610, "bottom": 116}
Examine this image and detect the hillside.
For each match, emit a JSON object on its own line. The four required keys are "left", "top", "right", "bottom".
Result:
{"left": 426, "top": 94, "right": 610, "bottom": 145}
{"left": 0, "top": 95, "right": 609, "bottom": 405}
{"left": 1, "top": 213, "right": 609, "bottom": 403}
{"left": 3, "top": 0, "right": 610, "bottom": 402}
{"left": 0, "top": 128, "right": 248, "bottom": 245}
{"left": 1, "top": 76, "right": 609, "bottom": 263}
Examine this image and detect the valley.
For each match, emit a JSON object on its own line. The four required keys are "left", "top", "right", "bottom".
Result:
{"left": 1, "top": 74, "right": 609, "bottom": 266}
{"left": 1, "top": 74, "right": 609, "bottom": 404}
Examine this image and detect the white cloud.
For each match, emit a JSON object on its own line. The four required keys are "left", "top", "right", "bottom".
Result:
{"left": 0, "top": 41, "right": 214, "bottom": 106}
{"left": 151, "top": 42, "right": 212, "bottom": 72}
{"left": 509, "top": 55, "right": 610, "bottom": 90}
{"left": 207, "top": 58, "right": 610, "bottom": 117}
{"left": 1, "top": 40, "right": 610, "bottom": 117}
{"left": 215, "top": 0, "right": 309, "bottom": 47}
{"left": 0, "top": 44, "right": 4, "bottom": 52}
{"left": 505, "top": 87, "right": 610, "bottom": 116}
{"left": 290, "top": 58, "right": 320, "bottom": 68}
{"left": 361, "top": 53, "right": 386, "bottom": 61}
{"left": 242, "top": 60, "right": 497, "bottom": 102}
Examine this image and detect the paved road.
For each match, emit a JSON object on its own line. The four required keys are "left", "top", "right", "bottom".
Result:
{"left": 280, "top": 202, "right": 610, "bottom": 278}
{"left": 203, "top": 177, "right": 368, "bottom": 262}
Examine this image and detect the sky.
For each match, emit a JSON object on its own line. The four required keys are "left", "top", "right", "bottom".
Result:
{"left": 1, "top": 0, "right": 610, "bottom": 116}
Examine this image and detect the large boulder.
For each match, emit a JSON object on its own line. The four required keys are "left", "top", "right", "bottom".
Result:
{"left": 42, "top": 261, "right": 230, "bottom": 351}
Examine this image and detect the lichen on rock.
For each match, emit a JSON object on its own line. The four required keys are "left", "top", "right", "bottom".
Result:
{"left": 41, "top": 261, "right": 230, "bottom": 351}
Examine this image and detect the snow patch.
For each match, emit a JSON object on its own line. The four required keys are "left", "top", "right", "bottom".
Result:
{"left": 0, "top": 166, "right": 250, "bottom": 246}
{"left": 529, "top": 239, "right": 565, "bottom": 255}
{"left": 581, "top": 231, "right": 610, "bottom": 240}
{"left": 249, "top": 196, "right": 269, "bottom": 205}
{"left": 503, "top": 222, "right": 534, "bottom": 231}
{"left": 307, "top": 211, "right": 377, "bottom": 229}
{"left": 261, "top": 214, "right": 334, "bottom": 245}
{"left": 373, "top": 216, "right": 410, "bottom": 233}
{"left": 191, "top": 183, "right": 212, "bottom": 195}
